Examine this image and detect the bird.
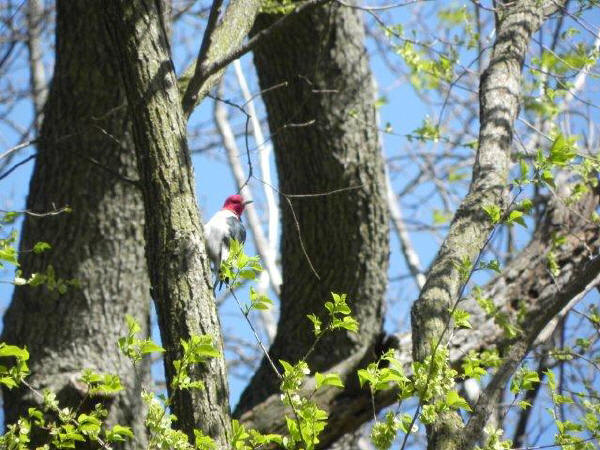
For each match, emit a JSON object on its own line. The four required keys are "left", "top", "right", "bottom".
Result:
{"left": 204, "top": 194, "right": 251, "bottom": 290}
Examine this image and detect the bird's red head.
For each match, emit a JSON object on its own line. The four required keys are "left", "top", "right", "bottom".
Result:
{"left": 222, "top": 194, "right": 251, "bottom": 218}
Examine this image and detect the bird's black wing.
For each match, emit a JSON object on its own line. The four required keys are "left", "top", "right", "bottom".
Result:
{"left": 226, "top": 216, "right": 246, "bottom": 245}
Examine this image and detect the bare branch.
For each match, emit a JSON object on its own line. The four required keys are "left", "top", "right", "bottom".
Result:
{"left": 0, "top": 139, "right": 37, "bottom": 160}
{"left": 233, "top": 60, "right": 282, "bottom": 293}
{"left": 25, "top": 0, "right": 47, "bottom": 133}
{"left": 386, "top": 168, "right": 426, "bottom": 290}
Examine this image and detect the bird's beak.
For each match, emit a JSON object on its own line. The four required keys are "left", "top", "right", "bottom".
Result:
{"left": 243, "top": 200, "right": 253, "bottom": 206}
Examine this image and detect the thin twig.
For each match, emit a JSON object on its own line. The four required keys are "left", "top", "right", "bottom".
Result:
{"left": 0, "top": 139, "right": 37, "bottom": 160}
{"left": 233, "top": 59, "right": 282, "bottom": 301}
{"left": 335, "top": 0, "right": 432, "bottom": 10}
{"left": 0, "top": 206, "right": 70, "bottom": 217}
{"left": 229, "top": 286, "right": 282, "bottom": 379}
{"left": 0, "top": 154, "right": 36, "bottom": 181}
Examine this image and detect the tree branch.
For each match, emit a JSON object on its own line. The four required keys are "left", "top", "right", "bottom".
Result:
{"left": 385, "top": 168, "right": 426, "bottom": 290}
{"left": 25, "top": 0, "right": 47, "bottom": 134}
{"left": 179, "top": 0, "right": 262, "bottom": 117}
{"left": 410, "top": 1, "right": 552, "bottom": 446}
{"left": 178, "top": 0, "right": 330, "bottom": 114}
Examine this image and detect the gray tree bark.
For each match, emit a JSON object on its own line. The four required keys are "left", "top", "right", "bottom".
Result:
{"left": 235, "top": 3, "right": 390, "bottom": 418}
{"left": 102, "top": 0, "right": 258, "bottom": 444}
{"left": 2, "top": 0, "right": 150, "bottom": 447}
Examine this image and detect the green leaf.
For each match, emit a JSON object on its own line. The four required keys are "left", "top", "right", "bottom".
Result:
{"left": 420, "top": 404, "right": 437, "bottom": 424}
{"left": 0, "top": 344, "right": 29, "bottom": 361}
{"left": 553, "top": 393, "right": 574, "bottom": 405}
{"left": 279, "top": 359, "right": 294, "bottom": 375}
{"left": 248, "top": 429, "right": 283, "bottom": 446}
{"left": 357, "top": 368, "right": 376, "bottom": 389}
{"left": 194, "top": 429, "right": 216, "bottom": 449}
{"left": 105, "top": 424, "right": 134, "bottom": 443}
{"left": 547, "top": 251, "right": 560, "bottom": 277}
{"left": 370, "top": 411, "right": 401, "bottom": 450}
{"left": 445, "top": 390, "right": 472, "bottom": 411}
{"left": 433, "top": 209, "right": 452, "bottom": 224}
{"left": 33, "top": 242, "right": 51, "bottom": 254}
{"left": 0, "top": 246, "right": 18, "bottom": 266}
{"left": 482, "top": 204, "right": 501, "bottom": 224}
{"left": 549, "top": 134, "right": 577, "bottom": 167}
{"left": 87, "top": 373, "right": 124, "bottom": 395}
{"left": 511, "top": 367, "right": 540, "bottom": 393}
{"left": 454, "top": 255, "right": 473, "bottom": 282}
{"left": 450, "top": 308, "right": 471, "bottom": 329}
{"left": 125, "top": 315, "right": 141, "bottom": 335}
{"left": 315, "top": 372, "right": 344, "bottom": 389}
{"left": 542, "top": 169, "right": 555, "bottom": 187}
{"left": 306, "top": 314, "right": 322, "bottom": 336}
{"left": 506, "top": 210, "right": 526, "bottom": 228}
{"left": 479, "top": 259, "right": 501, "bottom": 273}
{"left": 518, "top": 400, "right": 532, "bottom": 410}
{"left": 413, "top": 116, "right": 441, "bottom": 141}
{"left": 231, "top": 419, "right": 250, "bottom": 449}
{"left": 249, "top": 288, "right": 273, "bottom": 311}
{"left": 336, "top": 316, "right": 359, "bottom": 333}
{"left": 0, "top": 376, "right": 18, "bottom": 389}
{"left": 140, "top": 340, "right": 165, "bottom": 355}
{"left": 518, "top": 159, "right": 530, "bottom": 184}
{"left": 1, "top": 211, "right": 20, "bottom": 223}
{"left": 519, "top": 199, "right": 533, "bottom": 213}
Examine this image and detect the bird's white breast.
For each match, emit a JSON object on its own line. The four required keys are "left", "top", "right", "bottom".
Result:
{"left": 204, "top": 209, "right": 237, "bottom": 267}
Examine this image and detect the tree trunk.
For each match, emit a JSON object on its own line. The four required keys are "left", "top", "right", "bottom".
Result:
{"left": 236, "top": 4, "right": 389, "bottom": 416}
{"left": 103, "top": 0, "right": 233, "bottom": 445}
{"left": 2, "top": 1, "right": 149, "bottom": 447}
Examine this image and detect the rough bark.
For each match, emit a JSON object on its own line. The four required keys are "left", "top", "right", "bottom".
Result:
{"left": 235, "top": 4, "right": 389, "bottom": 416}
{"left": 103, "top": 1, "right": 230, "bottom": 444}
{"left": 410, "top": 2, "right": 557, "bottom": 447}
{"left": 239, "top": 190, "right": 600, "bottom": 448}
{"left": 2, "top": 0, "right": 149, "bottom": 447}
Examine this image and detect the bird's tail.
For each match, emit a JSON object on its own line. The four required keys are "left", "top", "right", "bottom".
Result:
{"left": 212, "top": 270, "right": 228, "bottom": 293}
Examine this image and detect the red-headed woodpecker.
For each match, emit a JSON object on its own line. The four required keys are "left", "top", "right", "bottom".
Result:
{"left": 204, "top": 194, "right": 251, "bottom": 288}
